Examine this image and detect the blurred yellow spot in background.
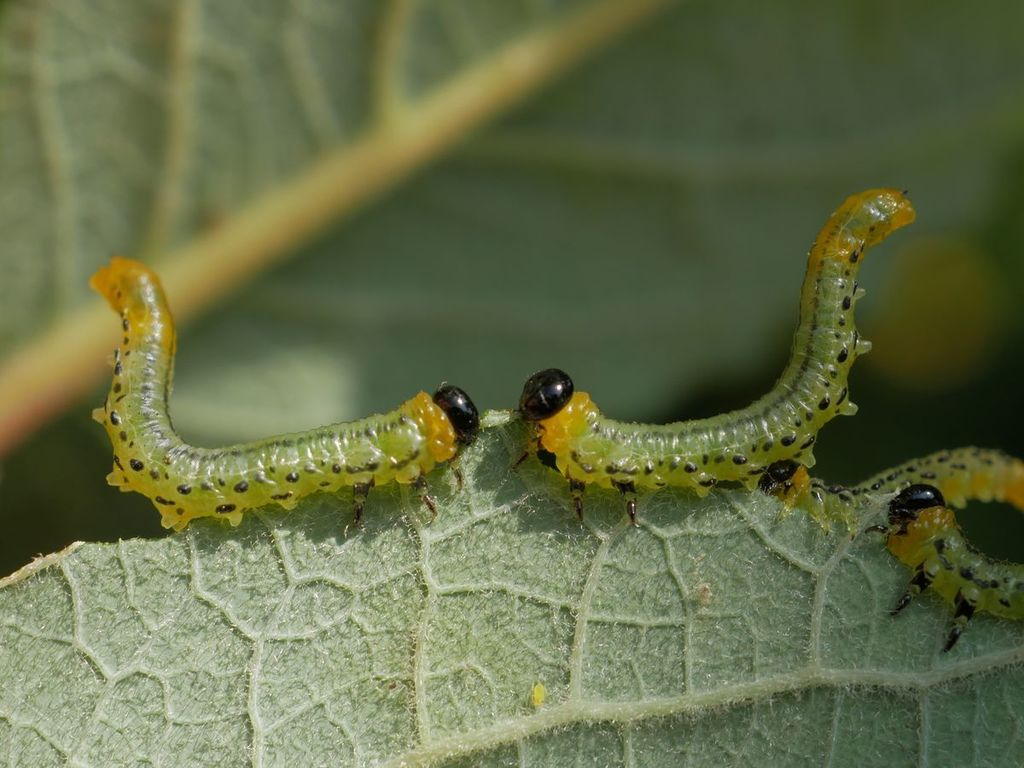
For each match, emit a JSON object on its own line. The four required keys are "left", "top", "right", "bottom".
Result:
{"left": 867, "top": 239, "right": 1009, "bottom": 392}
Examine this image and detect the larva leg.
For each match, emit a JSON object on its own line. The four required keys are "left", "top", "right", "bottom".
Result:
{"left": 611, "top": 480, "right": 638, "bottom": 525}
{"left": 413, "top": 475, "right": 438, "bottom": 518}
{"left": 945, "top": 592, "right": 976, "bottom": 651}
{"left": 891, "top": 565, "right": 933, "bottom": 615}
{"left": 569, "top": 478, "right": 586, "bottom": 521}
{"left": 352, "top": 480, "right": 374, "bottom": 525}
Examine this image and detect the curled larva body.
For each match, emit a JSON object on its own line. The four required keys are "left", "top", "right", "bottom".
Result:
{"left": 519, "top": 189, "right": 915, "bottom": 520}
{"left": 91, "top": 257, "right": 479, "bottom": 531}
{"left": 885, "top": 483, "right": 1024, "bottom": 651}
{"left": 761, "top": 447, "right": 1024, "bottom": 529}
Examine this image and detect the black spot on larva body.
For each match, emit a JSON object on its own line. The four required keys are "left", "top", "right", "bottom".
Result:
{"left": 781, "top": 435, "right": 797, "bottom": 447}
{"left": 850, "top": 249, "right": 860, "bottom": 263}
{"left": 286, "top": 472, "right": 300, "bottom": 482}
{"left": 154, "top": 496, "right": 174, "bottom": 506}
{"left": 800, "top": 435, "right": 816, "bottom": 449}
{"left": 319, "top": 481, "right": 330, "bottom": 487}
{"left": 842, "top": 296, "right": 852, "bottom": 310}
{"left": 216, "top": 504, "right": 236, "bottom": 514}
{"left": 234, "top": 481, "right": 249, "bottom": 493}
{"left": 836, "top": 388, "right": 848, "bottom": 405}
{"left": 129, "top": 458, "right": 144, "bottom": 471}
{"left": 113, "top": 383, "right": 122, "bottom": 394}
{"left": 818, "top": 396, "right": 831, "bottom": 410}
{"left": 113, "top": 455, "right": 124, "bottom": 470}
{"left": 837, "top": 347, "right": 849, "bottom": 363}
{"left": 109, "top": 411, "right": 121, "bottom": 425}
{"left": 177, "top": 484, "right": 192, "bottom": 495}
{"left": 684, "top": 461, "right": 698, "bottom": 473}
{"left": 114, "top": 361, "right": 123, "bottom": 376}
{"left": 149, "top": 469, "right": 160, "bottom": 480}
{"left": 732, "top": 455, "right": 748, "bottom": 465}
{"left": 271, "top": 492, "right": 293, "bottom": 501}
{"left": 332, "top": 463, "right": 342, "bottom": 474}
{"left": 121, "top": 317, "right": 129, "bottom": 331}
{"left": 699, "top": 478, "right": 717, "bottom": 488}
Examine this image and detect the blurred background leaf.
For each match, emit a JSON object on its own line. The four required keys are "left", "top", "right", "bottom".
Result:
{"left": 1, "top": 0, "right": 1023, "bottom": 576}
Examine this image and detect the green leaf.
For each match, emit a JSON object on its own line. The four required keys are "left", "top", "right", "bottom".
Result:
{"left": 2, "top": 419, "right": 1023, "bottom": 766}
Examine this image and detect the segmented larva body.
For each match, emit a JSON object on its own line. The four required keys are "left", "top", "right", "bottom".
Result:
{"left": 91, "top": 257, "right": 479, "bottom": 531}
{"left": 760, "top": 447, "right": 1024, "bottom": 529}
{"left": 884, "top": 480, "right": 1024, "bottom": 651}
{"left": 518, "top": 189, "right": 915, "bottom": 520}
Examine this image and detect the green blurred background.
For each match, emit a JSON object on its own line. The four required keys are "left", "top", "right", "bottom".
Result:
{"left": 2, "top": 0, "right": 1023, "bottom": 577}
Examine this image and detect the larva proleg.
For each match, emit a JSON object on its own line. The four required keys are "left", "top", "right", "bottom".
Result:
{"left": 91, "top": 257, "right": 480, "bottom": 531}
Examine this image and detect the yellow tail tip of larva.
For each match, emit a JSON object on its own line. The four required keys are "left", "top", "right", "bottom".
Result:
{"left": 871, "top": 188, "right": 916, "bottom": 233}
{"left": 90, "top": 256, "right": 161, "bottom": 310}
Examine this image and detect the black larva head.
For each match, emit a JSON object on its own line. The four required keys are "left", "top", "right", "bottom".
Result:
{"left": 758, "top": 459, "right": 800, "bottom": 495}
{"left": 518, "top": 368, "right": 574, "bottom": 421}
{"left": 888, "top": 483, "right": 946, "bottom": 527}
{"left": 433, "top": 384, "right": 480, "bottom": 445}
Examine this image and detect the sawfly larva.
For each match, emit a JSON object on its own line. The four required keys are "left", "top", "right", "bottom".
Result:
{"left": 518, "top": 188, "right": 915, "bottom": 521}
{"left": 91, "top": 257, "right": 479, "bottom": 531}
